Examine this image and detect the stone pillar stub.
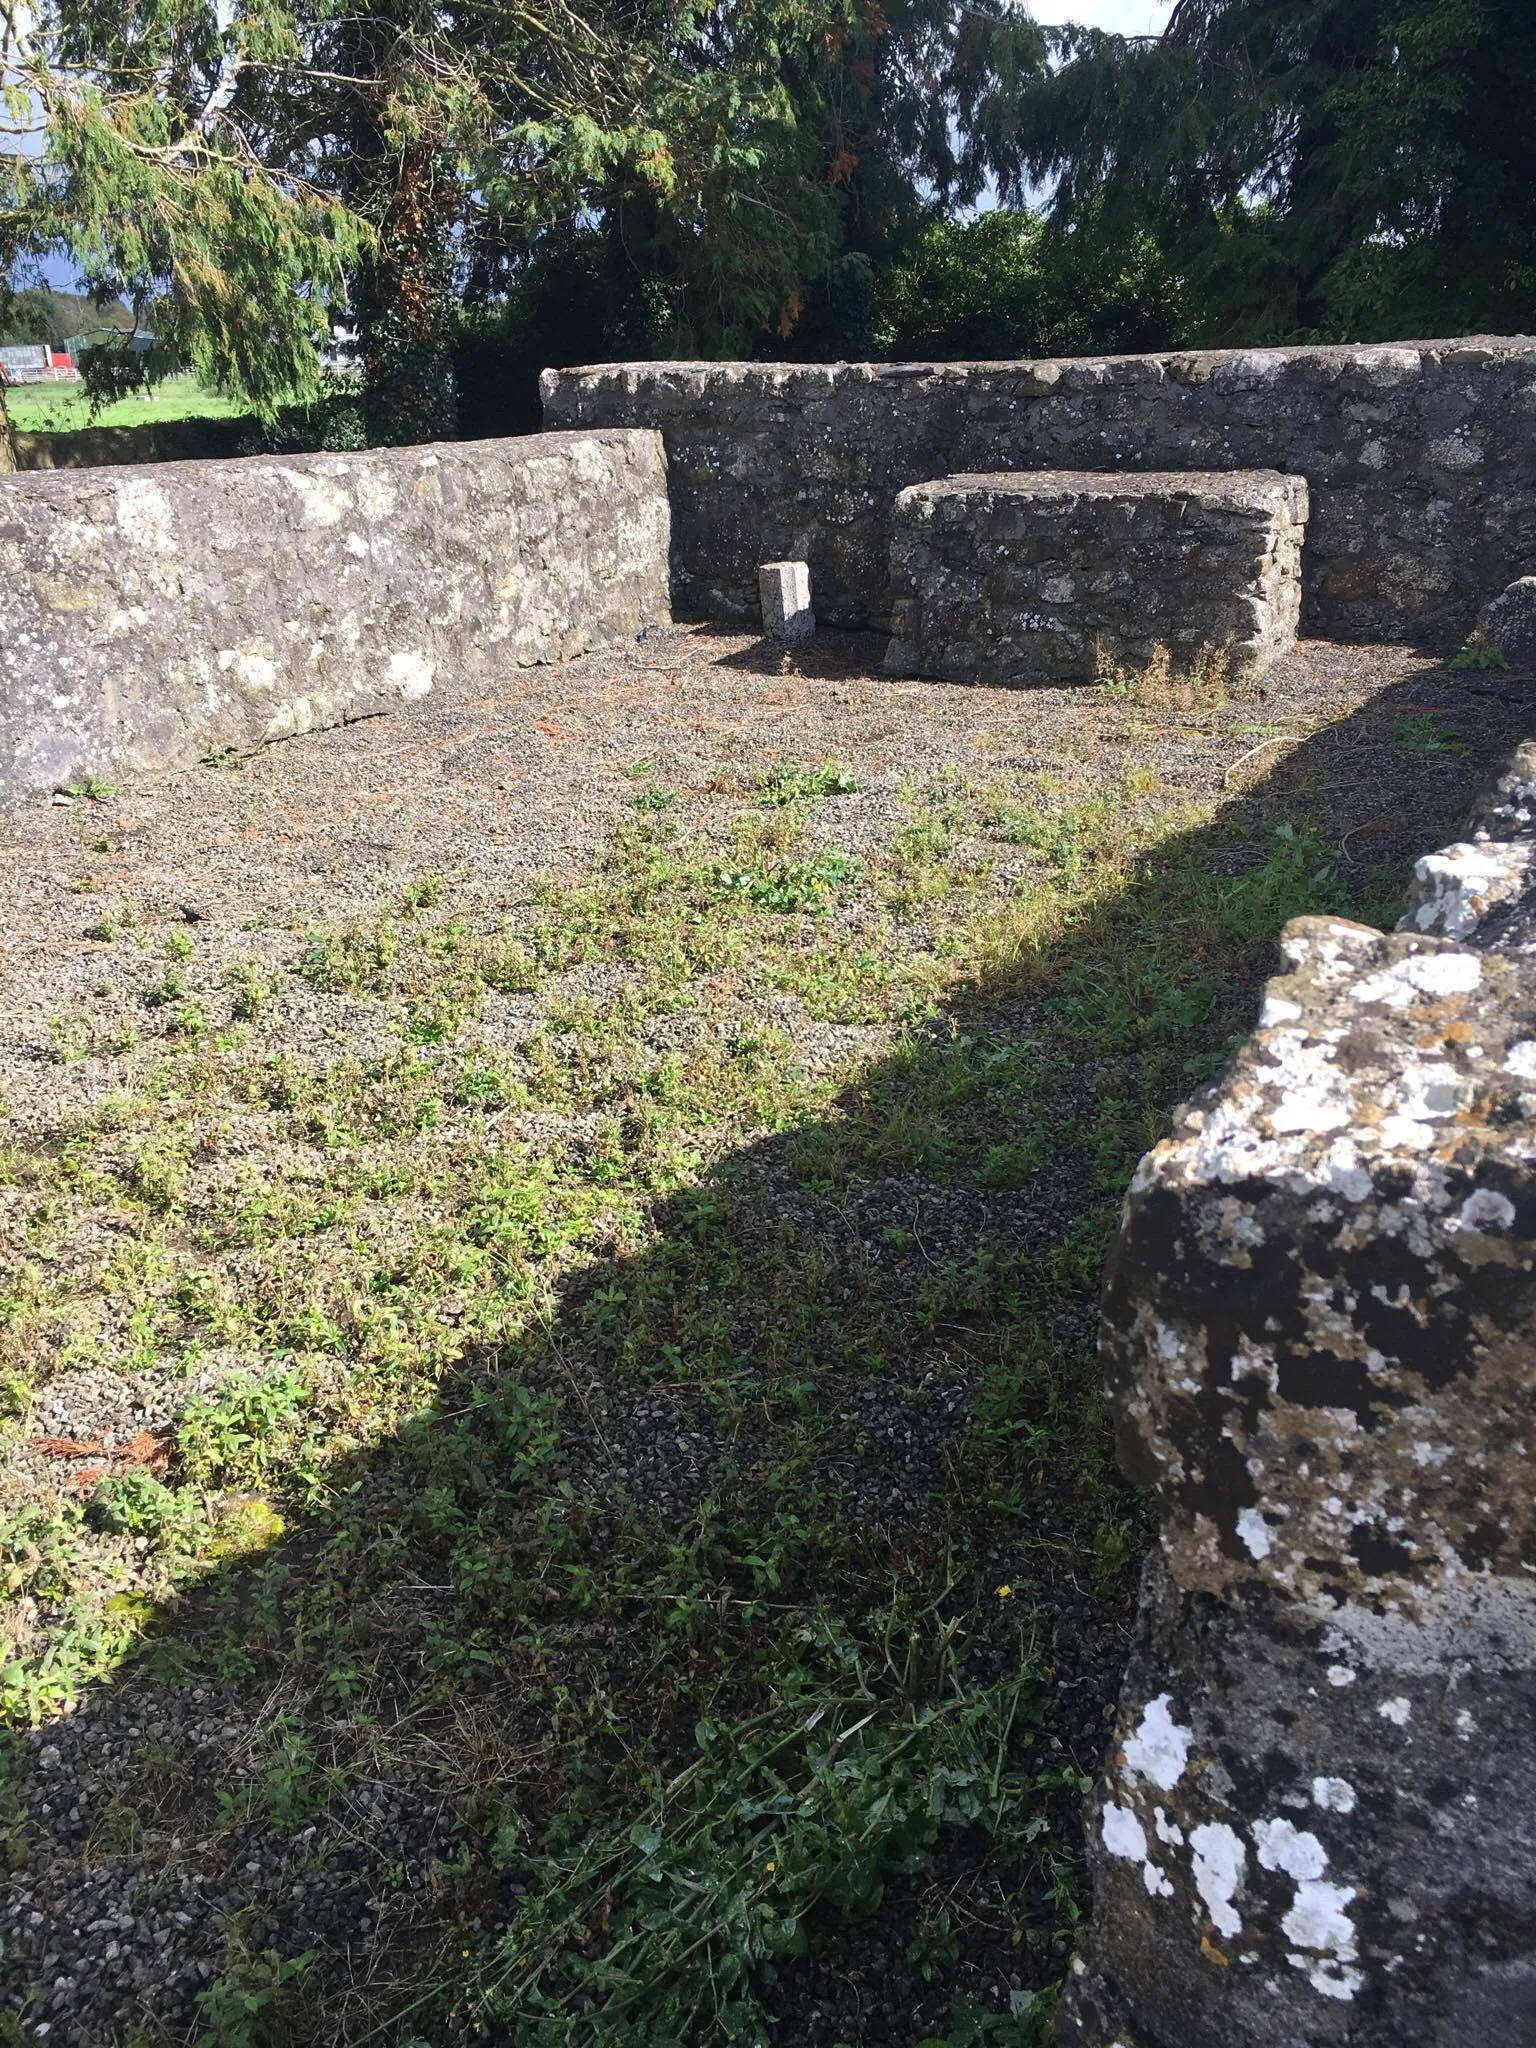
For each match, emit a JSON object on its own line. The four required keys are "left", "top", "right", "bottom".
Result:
{"left": 759, "top": 559, "right": 815, "bottom": 644}
{"left": 1059, "top": 747, "right": 1536, "bottom": 2047}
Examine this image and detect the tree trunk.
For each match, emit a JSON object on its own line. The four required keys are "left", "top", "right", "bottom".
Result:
{"left": 0, "top": 389, "right": 15, "bottom": 474}
{"left": 359, "top": 147, "right": 459, "bottom": 446}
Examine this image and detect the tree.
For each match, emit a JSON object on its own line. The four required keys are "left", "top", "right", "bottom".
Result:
{"left": 876, "top": 206, "right": 1183, "bottom": 359}
{"left": 6, "top": 0, "right": 1001, "bottom": 438}
{"left": 960, "top": 0, "right": 1536, "bottom": 343}
{"left": 2, "top": 0, "right": 369, "bottom": 415}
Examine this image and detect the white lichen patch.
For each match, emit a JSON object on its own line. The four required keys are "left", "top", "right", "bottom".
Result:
{"left": 1101, "top": 1803, "right": 1148, "bottom": 1862}
{"left": 1122, "top": 1694, "right": 1194, "bottom": 1792}
{"left": 386, "top": 649, "right": 436, "bottom": 699}
{"left": 1189, "top": 1822, "right": 1246, "bottom": 1938}
{"left": 1454, "top": 1188, "right": 1516, "bottom": 1233}
{"left": 1377, "top": 1696, "right": 1412, "bottom": 1726}
{"left": 1236, "top": 1507, "right": 1272, "bottom": 1560}
{"left": 1254, "top": 1818, "right": 1330, "bottom": 1880}
{"left": 1153, "top": 1806, "right": 1185, "bottom": 1846}
{"left": 1349, "top": 949, "right": 1482, "bottom": 1007}
{"left": 1283, "top": 1879, "right": 1360, "bottom": 1983}
{"left": 1311, "top": 1777, "right": 1357, "bottom": 1815}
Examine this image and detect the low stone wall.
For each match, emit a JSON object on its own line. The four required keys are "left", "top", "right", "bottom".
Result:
{"left": 885, "top": 469, "right": 1306, "bottom": 685}
{"left": 0, "top": 428, "right": 670, "bottom": 805}
{"left": 1057, "top": 745, "right": 1536, "bottom": 2046}
{"left": 541, "top": 341, "right": 1536, "bottom": 643}
{"left": 13, "top": 417, "right": 250, "bottom": 471}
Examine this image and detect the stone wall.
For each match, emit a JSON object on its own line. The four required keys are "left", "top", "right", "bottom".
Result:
{"left": 541, "top": 341, "right": 1536, "bottom": 644}
{"left": 885, "top": 469, "right": 1307, "bottom": 685}
{"left": 0, "top": 428, "right": 670, "bottom": 805}
{"left": 12, "top": 417, "right": 250, "bottom": 472}
{"left": 1056, "top": 744, "right": 1536, "bottom": 2047}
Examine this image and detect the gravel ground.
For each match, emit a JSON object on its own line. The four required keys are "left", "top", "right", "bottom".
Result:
{"left": 2, "top": 623, "right": 1532, "bottom": 2047}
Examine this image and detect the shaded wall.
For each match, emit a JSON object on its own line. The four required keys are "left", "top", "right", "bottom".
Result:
{"left": 542, "top": 341, "right": 1536, "bottom": 643}
{"left": 13, "top": 417, "right": 249, "bottom": 471}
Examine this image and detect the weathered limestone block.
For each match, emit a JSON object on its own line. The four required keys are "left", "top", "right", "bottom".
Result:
{"left": 1059, "top": 754, "right": 1536, "bottom": 2047}
{"left": 759, "top": 559, "right": 815, "bottom": 644}
{"left": 0, "top": 428, "right": 670, "bottom": 805}
{"left": 1477, "top": 575, "right": 1536, "bottom": 663}
{"left": 883, "top": 471, "right": 1307, "bottom": 687}
{"left": 542, "top": 341, "right": 1536, "bottom": 642}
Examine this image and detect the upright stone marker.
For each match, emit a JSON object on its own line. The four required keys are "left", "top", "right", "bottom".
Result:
{"left": 759, "top": 559, "right": 815, "bottom": 645}
{"left": 1058, "top": 749, "right": 1536, "bottom": 2047}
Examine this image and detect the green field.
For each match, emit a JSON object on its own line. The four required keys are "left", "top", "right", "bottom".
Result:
{"left": 3, "top": 375, "right": 245, "bottom": 434}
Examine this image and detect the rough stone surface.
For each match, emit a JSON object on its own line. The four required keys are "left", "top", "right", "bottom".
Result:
{"left": 883, "top": 469, "right": 1306, "bottom": 686}
{"left": 541, "top": 340, "right": 1536, "bottom": 643}
{"left": 1477, "top": 574, "right": 1536, "bottom": 662}
{"left": 1058, "top": 752, "right": 1536, "bottom": 2046}
{"left": 0, "top": 427, "right": 670, "bottom": 804}
{"left": 759, "top": 558, "right": 815, "bottom": 643}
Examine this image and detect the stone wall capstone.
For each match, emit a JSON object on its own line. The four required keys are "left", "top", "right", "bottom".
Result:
{"left": 0, "top": 427, "right": 670, "bottom": 805}
{"left": 1056, "top": 743, "right": 1536, "bottom": 2047}
{"left": 540, "top": 342, "right": 1536, "bottom": 644}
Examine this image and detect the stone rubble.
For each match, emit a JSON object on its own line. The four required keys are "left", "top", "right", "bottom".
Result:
{"left": 1476, "top": 575, "right": 1536, "bottom": 664}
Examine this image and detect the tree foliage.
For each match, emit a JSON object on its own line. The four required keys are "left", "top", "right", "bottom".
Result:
{"left": 876, "top": 208, "right": 1183, "bottom": 361}
{"left": 965, "top": 0, "right": 1536, "bottom": 342}
{"left": 6, "top": 0, "right": 1529, "bottom": 444}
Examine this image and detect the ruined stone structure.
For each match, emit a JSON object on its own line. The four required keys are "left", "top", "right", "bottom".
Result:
{"left": 1057, "top": 743, "right": 1536, "bottom": 2047}
{"left": 0, "top": 428, "right": 669, "bottom": 804}
{"left": 542, "top": 341, "right": 1536, "bottom": 645}
{"left": 885, "top": 470, "right": 1307, "bottom": 685}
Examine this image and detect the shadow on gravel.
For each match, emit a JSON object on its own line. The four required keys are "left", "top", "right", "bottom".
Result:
{"left": 4, "top": 661, "right": 1533, "bottom": 2048}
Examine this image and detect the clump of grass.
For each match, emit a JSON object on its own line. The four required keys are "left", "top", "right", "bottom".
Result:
{"left": 756, "top": 762, "right": 859, "bottom": 806}
{"left": 1450, "top": 642, "right": 1507, "bottom": 671}
{"left": 1094, "top": 640, "right": 1231, "bottom": 708}
{"left": 712, "top": 846, "right": 861, "bottom": 912}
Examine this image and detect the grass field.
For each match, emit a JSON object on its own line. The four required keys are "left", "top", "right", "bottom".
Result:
{"left": 2, "top": 376, "right": 245, "bottom": 435}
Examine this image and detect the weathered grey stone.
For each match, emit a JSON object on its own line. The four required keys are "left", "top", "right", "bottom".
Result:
{"left": 1398, "top": 838, "right": 1536, "bottom": 939}
{"left": 1471, "top": 739, "right": 1536, "bottom": 840}
{"left": 0, "top": 428, "right": 670, "bottom": 804}
{"left": 759, "top": 559, "right": 815, "bottom": 644}
{"left": 883, "top": 469, "right": 1306, "bottom": 686}
{"left": 1059, "top": 1555, "right": 1536, "bottom": 2048}
{"left": 541, "top": 341, "right": 1536, "bottom": 644}
{"left": 1477, "top": 574, "right": 1536, "bottom": 662}
{"left": 1059, "top": 750, "right": 1536, "bottom": 2047}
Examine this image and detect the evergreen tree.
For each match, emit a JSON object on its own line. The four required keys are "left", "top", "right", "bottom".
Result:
{"left": 959, "top": 0, "right": 1536, "bottom": 342}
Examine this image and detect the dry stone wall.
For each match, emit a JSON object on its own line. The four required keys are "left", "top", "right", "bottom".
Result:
{"left": 1057, "top": 744, "right": 1536, "bottom": 2047}
{"left": 0, "top": 428, "right": 670, "bottom": 804}
{"left": 541, "top": 341, "right": 1536, "bottom": 644}
{"left": 885, "top": 469, "right": 1306, "bottom": 685}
